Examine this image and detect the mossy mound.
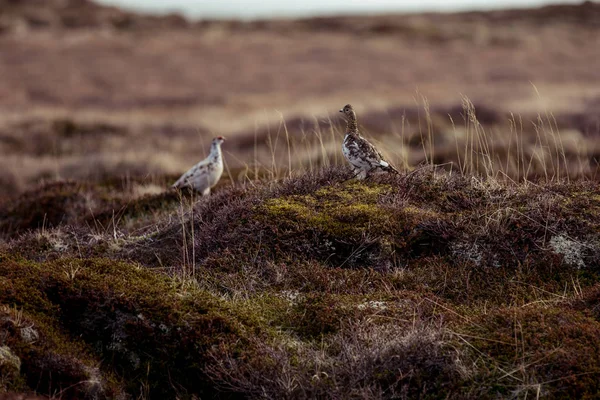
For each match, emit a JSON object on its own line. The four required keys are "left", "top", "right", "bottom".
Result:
{"left": 133, "top": 169, "right": 462, "bottom": 270}
{"left": 258, "top": 181, "right": 401, "bottom": 267}
{"left": 0, "top": 255, "right": 261, "bottom": 398}
{"left": 130, "top": 168, "right": 600, "bottom": 281}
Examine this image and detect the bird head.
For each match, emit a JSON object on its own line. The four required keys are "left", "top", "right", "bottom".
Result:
{"left": 339, "top": 104, "right": 355, "bottom": 118}
{"left": 213, "top": 136, "right": 226, "bottom": 146}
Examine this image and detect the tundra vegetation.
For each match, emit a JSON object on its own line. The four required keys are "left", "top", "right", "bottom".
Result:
{"left": 1, "top": 0, "right": 600, "bottom": 398}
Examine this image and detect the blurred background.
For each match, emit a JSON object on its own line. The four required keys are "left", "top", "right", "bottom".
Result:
{"left": 0, "top": 0, "right": 599, "bottom": 201}
{"left": 95, "top": 0, "right": 587, "bottom": 18}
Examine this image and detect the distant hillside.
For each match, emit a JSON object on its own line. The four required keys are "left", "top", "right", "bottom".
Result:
{"left": 0, "top": 0, "right": 189, "bottom": 33}
{"left": 1, "top": 0, "right": 599, "bottom": 34}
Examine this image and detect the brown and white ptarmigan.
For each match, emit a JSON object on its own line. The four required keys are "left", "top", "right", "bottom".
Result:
{"left": 339, "top": 104, "right": 398, "bottom": 179}
{"left": 172, "top": 136, "right": 225, "bottom": 195}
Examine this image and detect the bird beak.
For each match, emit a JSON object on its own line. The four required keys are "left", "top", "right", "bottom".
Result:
{"left": 339, "top": 109, "right": 343, "bottom": 113}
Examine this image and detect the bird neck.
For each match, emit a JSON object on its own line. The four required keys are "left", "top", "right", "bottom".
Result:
{"left": 346, "top": 112, "right": 359, "bottom": 134}
{"left": 210, "top": 143, "right": 222, "bottom": 161}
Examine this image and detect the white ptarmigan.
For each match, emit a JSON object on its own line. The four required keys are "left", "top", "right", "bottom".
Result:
{"left": 340, "top": 104, "right": 398, "bottom": 179}
{"left": 172, "top": 136, "right": 225, "bottom": 195}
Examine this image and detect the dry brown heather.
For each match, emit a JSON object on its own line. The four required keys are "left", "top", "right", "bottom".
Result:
{"left": 1, "top": 0, "right": 600, "bottom": 399}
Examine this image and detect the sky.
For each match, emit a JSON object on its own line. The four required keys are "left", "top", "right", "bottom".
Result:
{"left": 95, "top": 0, "right": 586, "bottom": 19}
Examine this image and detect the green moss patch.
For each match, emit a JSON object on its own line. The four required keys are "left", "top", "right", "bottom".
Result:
{"left": 262, "top": 182, "right": 392, "bottom": 238}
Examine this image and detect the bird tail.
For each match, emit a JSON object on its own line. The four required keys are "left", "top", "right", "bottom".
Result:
{"left": 379, "top": 161, "right": 400, "bottom": 174}
{"left": 171, "top": 177, "right": 185, "bottom": 189}
{"left": 384, "top": 165, "right": 399, "bottom": 174}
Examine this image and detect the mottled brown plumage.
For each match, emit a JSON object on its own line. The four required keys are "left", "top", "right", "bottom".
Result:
{"left": 339, "top": 104, "right": 398, "bottom": 179}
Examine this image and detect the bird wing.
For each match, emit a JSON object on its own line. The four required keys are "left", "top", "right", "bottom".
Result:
{"left": 357, "top": 135, "right": 399, "bottom": 173}
{"left": 355, "top": 135, "right": 383, "bottom": 164}
{"left": 172, "top": 158, "right": 211, "bottom": 189}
